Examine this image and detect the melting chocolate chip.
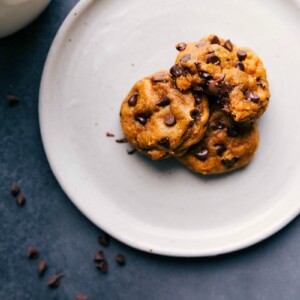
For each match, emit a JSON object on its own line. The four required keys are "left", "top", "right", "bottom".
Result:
{"left": 7, "top": 95, "right": 20, "bottom": 107}
{"left": 227, "top": 125, "right": 240, "bottom": 137}
{"left": 47, "top": 273, "right": 64, "bottom": 288}
{"left": 206, "top": 54, "right": 220, "bottom": 65}
{"left": 245, "top": 91, "right": 260, "bottom": 103}
{"left": 75, "top": 294, "right": 89, "bottom": 300}
{"left": 208, "top": 80, "right": 220, "bottom": 95}
{"left": 180, "top": 54, "right": 191, "bottom": 63}
{"left": 158, "top": 137, "right": 170, "bottom": 148}
{"left": 10, "top": 183, "right": 20, "bottom": 196}
{"left": 176, "top": 42, "right": 186, "bottom": 51}
{"left": 16, "top": 194, "right": 26, "bottom": 206}
{"left": 94, "top": 250, "right": 105, "bottom": 262}
{"left": 157, "top": 95, "right": 171, "bottom": 107}
{"left": 223, "top": 39, "right": 233, "bottom": 51}
{"left": 211, "top": 35, "right": 220, "bottom": 44}
{"left": 98, "top": 233, "right": 110, "bottom": 247}
{"left": 96, "top": 260, "right": 108, "bottom": 273}
{"left": 219, "top": 81, "right": 232, "bottom": 95}
{"left": 193, "top": 93, "right": 203, "bottom": 105}
{"left": 106, "top": 132, "right": 115, "bottom": 137}
{"left": 191, "top": 108, "right": 202, "bottom": 118}
{"left": 237, "top": 50, "right": 247, "bottom": 61}
{"left": 127, "top": 149, "right": 136, "bottom": 155}
{"left": 115, "top": 138, "right": 128, "bottom": 143}
{"left": 135, "top": 116, "right": 148, "bottom": 125}
{"left": 170, "top": 65, "right": 183, "bottom": 77}
{"left": 194, "top": 149, "right": 208, "bottom": 161}
{"left": 222, "top": 158, "right": 238, "bottom": 168}
{"left": 115, "top": 254, "right": 126, "bottom": 266}
{"left": 211, "top": 121, "right": 225, "bottom": 131}
{"left": 128, "top": 93, "right": 138, "bottom": 107}
{"left": 214, "top": 144, "right": 226, "bottom": 156}
{"left": 152, "top": 74, "right": 168, "bottom": 83}
{"left": 27, "top": 246, "right": 39, "bottom": 259}
{"left": 235, "top": 62, "right": 245, "bottom": 71}
{"left": 164, "top": 114, "right": 176, "bottom": 126}
{"left": 200, "top": 72, "right": 212, "bottom": 80}
{"left": 38, "top": 260, "right": 47, "bottom": 276}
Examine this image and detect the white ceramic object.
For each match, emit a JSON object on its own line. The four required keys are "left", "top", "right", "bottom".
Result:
{"left": 0, "top": 0, "right": 51, "bottom": 38}
{"left": 39, "top": 0, "right": 300, "bottom": 257}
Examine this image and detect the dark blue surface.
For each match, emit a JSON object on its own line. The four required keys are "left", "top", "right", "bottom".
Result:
{"left": 1, "top": 1, "right": 300, "bottom": 299}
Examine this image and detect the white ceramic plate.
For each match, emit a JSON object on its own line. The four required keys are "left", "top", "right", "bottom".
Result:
{"left": 39, "top": 0, "right": 300, "bottom": 256}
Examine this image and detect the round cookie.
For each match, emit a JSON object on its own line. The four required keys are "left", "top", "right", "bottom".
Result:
{"left": 177, "top": 109, "right": 259, "bottom": 175}
{"left": 120, "top": 70, "right": 210, "bottom": 160}
{"left": 171, "top": 35, "right": 270, "bottom": 122}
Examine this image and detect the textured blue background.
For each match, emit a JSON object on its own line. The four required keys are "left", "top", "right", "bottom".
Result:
{"left": 1, "top": 1, "right": 300, "bottom": 299}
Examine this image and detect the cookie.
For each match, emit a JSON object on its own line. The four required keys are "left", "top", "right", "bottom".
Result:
{"left": 120, "top": 70, "right": 210, "bottom": 160}
{"left": 177, "top": 109, "right": 259, "bottom": 175}
{"left": 172, "top": 35, "right": 270, "bottom": 122}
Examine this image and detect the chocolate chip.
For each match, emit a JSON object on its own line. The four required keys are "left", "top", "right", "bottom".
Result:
{"left": 222, "top": 158, "right": 238, "bottom": 168}
{"left": 10, "top": 183, "right": 20, "bottom": 196}
{"left": 235, "top": 62, "right": 245, "bottom": 71}
{"left": 245, "top": 91, "right": 260, "bottom": 103}
{"left": 127, "top": 149, "right": 136, "bottom": 155}
{"left": 219, "top": 81, "right": 232, "bottom": 95}
{"left": 115, "top": 254, "right": 126, "bottom": 266}
{"left": 176, "top": 42, "right": 186, "bottom": 51}
{"left": 38, "top": 260, "right": 47, "bottom": 276}
{"left": 170, "top": 64, "right": 183, "bottom": 77}
{"left": 152, "top": 74, "right": 167, "bottom": 83}
{"left": 75, "top": 294, "right": 89, "bottom": 300}
{"left": 223, "top": 39, "right": 233, "bottom": 51}
{"left": 227, "top": 125, "right": 240, "bottom": 137}
{"left": 206, "top": 54, "right": 220, "bottom": 65}
{"left": 96, "top": 260, "right": 108, "bottom": 273}
{"left": 135, "top": 116, "right": 148, "bottom": 125}
{"left": 200, "top": 71, "right": 212, "bottom": 80}
{"left": 128, "top": 92, "right": 138, "bottom": 107}
{"left": 106, "top": 132, "right": 115, "bottom": 137}
{"left": 237, "top": 50, "right": 247, "bottom": 61}
{"left": 207, "top": 80, "right": 220, "bottom": 95}
{"left": 115, "top": 138, "right": 128, "bottom": 143}
{"left": 158, "top": 137, "right": 170, "bottom": 148}
{"left": 196, "top": 42, "right": 207, "bottom": 48}
{"left": 180, "top": 54, "right": 191, "bottom": 63}
{"left": 157, "top": 95, "right": 171, "bottom": 107}
{"left": 98, "top": 233, "right": 110, "bottom": 247}
{"left": 191, "top": 108, "right": 202, "bottom": 118}
{"left": 7, "top": 95, "right": 20, "bottom": 107}
{"left": 211, "top": 121, "right": 225, "bottom": 131}
{"left": 16, "top": 194, "right": 26, "bottom": 206}
{"left": 257, "top": 81, "right": 266, "bottom": 89}
{"left": 164, "top": 114, "right": 176, "bottom": 126}
{"left": 94, "top": 250, "right": 105, "bottom": 262}
{"left": 214, "top": 144, "right": 226, "bottom": 156}
{"left": 193, "top": 93, "right": 203, "bottom": 105}
{"left": 47, "top": 273, "right": 64, "bottom": 288}
{"left": 27, "top": 246, "right": 39, "bottom": 259}
{"left": 211, "top": 35, "right": 220, "bottom": 44}
{"left": 193, "top": 86, "right": 204, "bottom": 93}
{"left": 194, "top": 149, "right": 208, "bottom": 161}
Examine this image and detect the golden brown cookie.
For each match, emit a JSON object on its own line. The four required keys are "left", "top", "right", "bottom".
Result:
{"left": 177, "top": 109, "right": 259, "bottom": 175}
{"left": 172, "top": 35, "right": 270, "bottom": 122}
{"left": 120, "top": 70, "right": 210, "bottom": 160}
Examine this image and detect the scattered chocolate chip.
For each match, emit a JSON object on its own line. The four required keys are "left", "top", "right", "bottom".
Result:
{"left": 170, "top": 64, "right": 183, "bottom": 77}
{"left": 158, "top": 137, "right": 170, "bottom": 148}
{"left": 222, "top": 158, "right": 238, "bottom": 168}
{"left": 127, "top": 149, "right": 136, "bottom": 155}
{"left": 7, "top": 95, "right": 20, "bottom": 107}
{"left": 227, "top": 125, "right": 240, "bottom": 137}
{"left": 196, "top": 42, "right": 207, "bottom": 48}
{"left": 211, "top": 121, "right": 225, "bottom": 131}
{"left": 157, "top": 95, "right": 171, "bottom": 107}
{"left": 180, "top": 54, "right": 191, "bottom": 63}
{"left": 115, "top": 138, "right": 128, "bottom": 143}
{"left": 164, "top": 114, "right": 176, "bottom": 126}
{"left": 16, "top": 194, "right": 26, "bottom": 206}
{"left": 94, "top": 250, "right": 105, "bottom": 262}
{"left": 206, "top": 54, "right": 220, "bottom": 65}
{"left": 127, "top": 92, "right": 138, "bottom": 107}
{"left": 223, "top": 39, "right": 233, "bottom": 51}
{"left": 245, "top": 91, "right": 260, "bottom": 103}
{"left": 38, "top": 260, "right": 47, "bottom": 276}
{"left": 211, "top": 35, "right": 220, "bottom": 44}
{"left": 106, "top": 132, "right": 115, "bottom": 137}
{"left": 27, "top": 246, "right": 39, "bottom": 259}
{"left": 235, "top": 62, "right": 245, "bottom": 71}
{"left": 135, "top": 116, "right": 148, "bottom": 125}
{"left": 237, "top": 50, "right": 247, "bottom": 61}
{"left": 214, "top": 144, "right": 226, "bottom": 156}
{"left": 200, "top": 71, "right": 212, "bottom": 80}
{"left": 98, "top": 233, "right": 110, "bottom": 247}
{"left": 96, "top": 260, "right": 108, "bottom": 273}
{"left": 152, "top": 74, "right": 167, "bottom": 83}
{"left": 193, "top": 93, "right": 203, "bottom": 105}
{"left": 115, "top": 254, "right": 126, "bottom": 266}
{"left": 207, "top": 80, "right": 220, "bottom": 95}
{"left": 176, "top": 42, "right": 186, "bottom": 51}
{"left": 191, "top": 108, "right": 202, "bottom": 118}
{"left": 47, "top": 273, "right": 64, "bottom": 288}
{"left": 75, "top": 294, "right": 89, "bottom": 300}
{"left": 194, "top": 149, "right": 209, "bottom": 161}
{"left": 219, "top": 81, "right": 232, "bottom": 95}
{"left": 10, "top": 183, "right": 20, "bottom": 196}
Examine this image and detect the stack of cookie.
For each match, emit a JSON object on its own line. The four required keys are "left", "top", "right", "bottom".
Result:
{"left": 120, "top": 35, "right": 270, "bottom": 175}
